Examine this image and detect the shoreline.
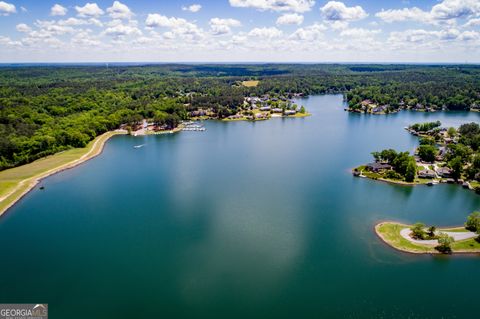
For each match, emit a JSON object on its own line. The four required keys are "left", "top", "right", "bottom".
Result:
{"left": 0, "top": 130, "right": 126, "bottom": 217}
{"left": 0, "top": 114, "right": 308, "bottom": 218}
{"left": 375, "top": 221, "right": 480, "bottom": 255}
{"left": 221, "top": 112, "right": 312, "bottom": 122}
{"left": 352, "top": 167, "right": 478, "bottom": 194}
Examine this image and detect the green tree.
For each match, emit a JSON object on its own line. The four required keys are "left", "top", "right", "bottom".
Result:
{"left": 418, "top": 145, "right": 437, "bottom": 162}
{"left": 447, "top": 127, "right": 456, "bottom": 138}
{"left": 411, "top": 223, "right": 426, "bottom": 240}
{"left": 428, "top": 226, "right": 436, "bottom": 238}
{"left": 405, "top": 159, "right": 417, "bottom": 182}
{"left": 419, "top": 137, "right": 435, "bottom": 146}
{"left": 436, "top": 233, "right": 454, "bottom": 254}
{"left": 465, "top": 212, "right": 480, "bottom": 231}
{"left": 448, "top": 156, "right": 464, "bottom": 180}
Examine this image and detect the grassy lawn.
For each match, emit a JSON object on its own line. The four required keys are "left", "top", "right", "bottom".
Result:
{"left": 0, "top": 131, "right": 122, "bottom": 215}
{"left": 376, "top": 222, "right": 435, "bottom": 253}
{"left": 288, "top": 112, "right": 311, "bottom": 118}
{"left": 452, "top": 238, "right": 480, "bottom": 250}
{"left": 241, "top": 80, "right": 259, "bottom": 87}
{"left": 376, "top": 222, "right": 480, "bottom": 254}
{"left": 354, "top": 166, "right": 431, "bottom": 185}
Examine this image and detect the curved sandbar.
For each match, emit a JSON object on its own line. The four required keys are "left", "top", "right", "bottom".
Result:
{"left": 375, "top": 222, "right": 480, "bottom": 254}
{"left": 0, "top": 130, "right": 126, "bottom": 217}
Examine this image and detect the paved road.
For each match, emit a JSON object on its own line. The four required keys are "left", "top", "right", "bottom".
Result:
{"left": 400, "top": 228, "right": 477, "bottom": 245}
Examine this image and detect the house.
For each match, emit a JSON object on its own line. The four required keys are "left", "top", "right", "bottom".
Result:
{"left": 361, "top": 99, "right": 372, "bottom": 107}
{"left": 190, "top": 109, "right": 207, "bottom": 117}
{"left": 418, "top": 169, "right": 436, "bottom": 179}
{"left": 284, "top": 110, "right": 296, "bottom": 115}
{"left": 436, "top": 147, "right": 448, "bottom": 161}
{"left": 435, "top": 166, "right": 452, "bottom": 177}
{"left": 372, "top": 105, "right": 386, "bottom": 113}
{"left": 272, "top": 108, "right": 283, "bottom": 113}
{"left": 259, "top": 106, "right": 271, "bottom": 111}
{"left": 366, "top": 162, "right": 393, "bottom": 173}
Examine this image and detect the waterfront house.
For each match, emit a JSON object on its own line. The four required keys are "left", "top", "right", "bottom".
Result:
{"left": 272, "top": 108, "right": 283, "bottom": 113}
{"left": 372, "top": 105, "right": 386, "bottom": 113}
{"left": 418, "top": 169, "right": 436, "bottom": 179}
{"left": 436, "top": 147, "right": 448, "bottom": 161}
{"left": 284, "top": 110, "right": 296, "bottom": 115}
{"left": 190, "top": 109, "right": 207, "bottom": 117}
{"left": 435, "top": 167, "right": 453, "bottom": 177}
{"left": 366, "top": 162, "right": 393, "bottom": 173}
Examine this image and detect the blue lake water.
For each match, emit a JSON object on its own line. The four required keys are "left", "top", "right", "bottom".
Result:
{"left": 1, "top": 95, "right": 480, "bottom": 318}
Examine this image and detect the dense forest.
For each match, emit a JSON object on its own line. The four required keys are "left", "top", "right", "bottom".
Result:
{"left": 1, "top": 64, "right": 480, "bottom": 170}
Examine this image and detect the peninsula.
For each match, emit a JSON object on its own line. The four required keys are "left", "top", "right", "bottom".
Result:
{"left": 353, "top": 121, "right": 480, "bottom": 193}
{"left": 376, "top": 212, "right": 480, "bottom": 254}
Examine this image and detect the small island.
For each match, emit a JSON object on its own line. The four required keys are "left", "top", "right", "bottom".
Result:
{"left": 353, "top": 121, "right": 480, "bottom": 193}
{"left": 376, "top": 212, "right": 480, "bottom": 254}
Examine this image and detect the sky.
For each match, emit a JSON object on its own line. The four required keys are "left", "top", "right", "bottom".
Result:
{"left": 0, "top": 0, "right": 479, "bottom": 63}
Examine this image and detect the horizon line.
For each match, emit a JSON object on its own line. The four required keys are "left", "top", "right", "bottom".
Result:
{"left": 0, "top": 61, "right": 479, "bottom": 66}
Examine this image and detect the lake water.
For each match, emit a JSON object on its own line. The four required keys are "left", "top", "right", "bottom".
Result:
{"left": 1, "top": 95, "right": 480, "bottom": 319}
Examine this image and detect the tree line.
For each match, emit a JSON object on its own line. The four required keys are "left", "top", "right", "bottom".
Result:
{"left": 1, "top": 64, "right": 480, "bottom": 170}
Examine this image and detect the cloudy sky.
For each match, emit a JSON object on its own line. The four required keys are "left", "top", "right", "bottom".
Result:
{"left": 0, "top": 0, "right": 479, "bottom": 63}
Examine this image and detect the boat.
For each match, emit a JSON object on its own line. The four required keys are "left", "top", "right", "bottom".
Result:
{"left": 134, "top": 144, "right": 145, "bottom": 149}
{"left": 427, "top": 180, "right": 439, "bottom": 186}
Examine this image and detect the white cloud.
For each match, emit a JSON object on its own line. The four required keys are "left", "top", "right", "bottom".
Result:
{"left": 16, "top": 23, "right": 31, "bottom": 33}
{"left": 464, "top": 18, "right": 480, "bottom": 27}
{"left": 289, "top": 23, "right": 326, "bottom": 41}
{"left": 75, "top": 3, "right": 104, "bottom": 17}
{"left": 229, "top": 0, "right": 315, "bottom": 13}
{"left": 50, "top": 4, "right": 68, "bottom": 16}
{"left": 182, "top": 4, "right": 202, "bottom": 13}
{"left": 387, "top": 28, "right": 473, "bottom": 48}
{"left": 459, "top": 30, "right": 480, "bottom": 41}
{"left": 104, "top": 24, "right": 142, "bottom": 37}
{"left": 57, "top": 18, "right": 88, "bottom": 26}
{"left": 320, "top": 1, "right": 368, "bottom": 21}
{"left": 72, "top": 31, "right": 101, "bottom": 46}
{"left": 375, "top": 7, "right": 426, "bottom": 23}
{"left": 431, "top": 0, "right": 480, "bottom": 20}
{"left": 145, "top": 14, "right": 204, "bottom": 41}
{"left": 376, "top": 0, "right": 480, "bottom": 24}
{"left": 0, "top": 1, "right": 16, "bottom": 16}
{"left": 277, "top": 13, "right": 304, "bottom": 25}
{"left": 340, "top": 28, "right": 381, "bottom": 38}
{"left": 146, "top": 14, "right": 188, "bottom": 28}
{"left": 209, "top": 18, "right": 242, "bottom": 35}
{"left": 107, "top": 1, "right": 133, "bottom": 19}
{"left": 34, "top": 20, "right": 76, "bottom": 35}
{"left": 249, "top": 27, "right": 283, "bottom": 39}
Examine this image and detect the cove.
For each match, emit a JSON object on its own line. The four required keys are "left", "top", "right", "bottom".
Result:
{"left": 0, "top": 95, "right": 480, "bottom": 319}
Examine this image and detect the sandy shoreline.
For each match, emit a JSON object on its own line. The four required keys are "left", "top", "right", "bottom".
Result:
{"left": 0, "top": 130, "right": 126, "bottom": 217}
